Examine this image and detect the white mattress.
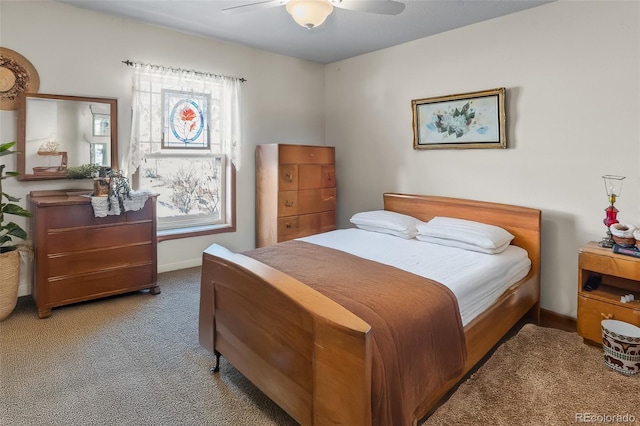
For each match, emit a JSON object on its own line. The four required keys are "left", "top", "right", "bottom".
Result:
{"left": 298, "top": 229, "right": 531, "bottom": 326}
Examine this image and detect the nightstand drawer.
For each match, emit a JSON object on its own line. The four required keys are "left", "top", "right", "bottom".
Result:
{"left": 577, "top": 295, "right": 640, "bottom": 344}
{"left": 579, "top": 247, "right": 640, "bottom": 282}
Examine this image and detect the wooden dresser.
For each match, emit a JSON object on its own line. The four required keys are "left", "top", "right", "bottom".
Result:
{"left": 256, "top": 144, "right": 336, "bottom": 247}
{"left": 29, "top": 190, "right": 159, "bottom": 318}
{"left": 577, "top": 241, "right": 640, "bottom": 344}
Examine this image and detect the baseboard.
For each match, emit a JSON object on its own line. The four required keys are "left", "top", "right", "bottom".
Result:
{"left": 540, "top": 308, "right": 576, "bottom": 332}
{"left": 157, "top": 258, "right": 202, "bottom": 273}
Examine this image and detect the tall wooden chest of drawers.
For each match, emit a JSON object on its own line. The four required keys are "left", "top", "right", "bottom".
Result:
{"left": 28, "top": 190, "right": 159, "bottom": 318}
{"left": 256, "top": 144, "right": 336, "bottom": 247}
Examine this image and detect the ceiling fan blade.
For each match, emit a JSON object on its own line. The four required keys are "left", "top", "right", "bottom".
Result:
{"left": 332, "top": 0, "right": 405, "bottom": 15}
{"left": 221, "top": 0, "right": 288, "bottom": 14}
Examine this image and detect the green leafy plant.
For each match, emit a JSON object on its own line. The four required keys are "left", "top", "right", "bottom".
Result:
{"left": 106, "top": 168, "right": 132, "bottom": 213}
{"left": 66, "top": 163, "right": 100, "bottom": 179}
{"left": 0, "top": 142, "right": 32, "bottom": 253}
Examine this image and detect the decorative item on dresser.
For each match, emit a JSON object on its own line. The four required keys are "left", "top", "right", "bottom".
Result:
{"left": 255, "top": 143, "right": 336, "bottom": 247}
{"left": 577, "top": 242, "right": 640, "bottom": 345}
{"left": 28, "top": 189, "right": 159, "bottom": 319}
{"left": 598, "top": 174, "right": 625, "bottom": 248}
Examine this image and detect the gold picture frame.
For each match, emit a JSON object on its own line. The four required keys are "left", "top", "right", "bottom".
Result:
{"left": 412, "top": 87, "right": 506, "bottom": 150}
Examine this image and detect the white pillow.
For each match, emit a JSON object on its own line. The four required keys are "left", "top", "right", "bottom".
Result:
{"left": 416, "top": 216, "right": 514, "bottom": 251}
{"left": 415, "top": 234, "right": 511, "bottom": 254}
{"left": 350, "top": 210, "right": 424, "bottom": 239}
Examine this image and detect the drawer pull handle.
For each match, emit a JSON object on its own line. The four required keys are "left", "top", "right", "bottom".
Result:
{"left": 285, "top": 172, "right": 293, "bottom": 182}
{"left": 284, "top": 223, "right": 292, "bottom": 229}
{"left": 285, "top": 200, "right": 294, "bottom": 207}
{"left": 601, "top": 313, "right": 614, "bottom": 320}
{"left": 327, "top": 173, "right": 333, "bottom": 181}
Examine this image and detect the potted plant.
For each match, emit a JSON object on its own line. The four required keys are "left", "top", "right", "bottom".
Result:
{"left": 66, "top": 164, "right": 132, "bottom": 213}
{"left": 0, "top": 141, "right": 32, "bottom": 321}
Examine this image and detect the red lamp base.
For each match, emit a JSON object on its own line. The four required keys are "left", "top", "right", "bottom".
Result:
{"left": 599, "top": 205, "right": 619, "bottom": 248}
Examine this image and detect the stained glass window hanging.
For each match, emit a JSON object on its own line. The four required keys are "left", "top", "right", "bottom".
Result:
{"left": 161, "top": 90, "right": 210, "bottom": 149}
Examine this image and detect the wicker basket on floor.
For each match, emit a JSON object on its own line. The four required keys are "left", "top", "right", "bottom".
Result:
{"left": 0, "top": 250, "right": 20, "bottom": 321}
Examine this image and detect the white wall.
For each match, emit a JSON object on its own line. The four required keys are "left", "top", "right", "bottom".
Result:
{"left": 2, "top": 1, "right": 638, "bottom": 319}
{"left": 326, "top": 1, "right": 640, "bottom": 318}
{"left": 0, "top": 1, "right": 326, "bottom": 296}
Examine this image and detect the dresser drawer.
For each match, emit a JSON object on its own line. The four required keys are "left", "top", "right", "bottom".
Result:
{"left": 43, "top": 202, "right": 154, "bottom": 229}
{"left": 45, "top": 204, "right": 126, "bottom": 229}
{"left": 47, "top": 264, "right": 155, "bottom": 305}
{"left": 277, "top": 211, "right": 336, "bottom": 241}
{"left": 47, "top": 243, "right": 153, "bottom": 278}
{"left": 279, "top": 145, "right": 334, "bottom": 164}
{"left": 47, "top": 222, "right": 153, "bottom": 253}
{"left": 577, "top": 295, "right": 640, "bottom": 344}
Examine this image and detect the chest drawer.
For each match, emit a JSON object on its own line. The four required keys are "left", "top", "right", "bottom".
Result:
{"left": 277, "top": 211, "right": 336, "bottom": 241}
{"left": 298, "top": 165, "right": 335, "bottom": 189}
{"left": 577, "top": 295, "right": 640, "bottom": 344}
{"left": 278, "top": 165, "right": 336, "bottom": 192}
{"left": 278, "top": 189, "right": 336, "bottom": 217}
{"left": 279, "top": 145, "right": 334, "bottom": 164}
{"left": 278, "top": 165, "right": 298, "bottom": 191}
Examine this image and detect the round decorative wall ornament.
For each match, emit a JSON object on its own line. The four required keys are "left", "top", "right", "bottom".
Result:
{"left": 0, "top": 47, "right": 40, "bottom": 110}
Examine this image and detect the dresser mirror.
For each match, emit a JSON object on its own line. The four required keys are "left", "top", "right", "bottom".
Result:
{"left": 17, "top": 93, "right": 118, "bottom": 181}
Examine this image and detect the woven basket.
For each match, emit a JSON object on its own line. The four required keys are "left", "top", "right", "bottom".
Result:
{"left": 0, "top": 250, "right": 20, "bottom": 321}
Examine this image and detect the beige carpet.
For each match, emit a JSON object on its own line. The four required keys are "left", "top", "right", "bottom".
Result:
{"left": 1, "top": 267, "right": 638, "bottom": 425}
{"left": 424, "top": 324, "right": 640, "bottom": 426}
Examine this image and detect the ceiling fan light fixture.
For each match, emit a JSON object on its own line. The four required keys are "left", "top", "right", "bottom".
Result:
{"left": 286, "top": 0, "right": 334, "bottom": 29}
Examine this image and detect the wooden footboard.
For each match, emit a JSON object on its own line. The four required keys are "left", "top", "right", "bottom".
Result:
{"left": 199, "top": 193, "right": 541, "bottom": 425}
{"left": 199, "top": 244, "right": 372, "bottom": 425}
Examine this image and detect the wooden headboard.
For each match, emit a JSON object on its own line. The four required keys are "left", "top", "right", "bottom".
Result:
{"left": 383, "top": 193, "right": 541, "bottom": 280}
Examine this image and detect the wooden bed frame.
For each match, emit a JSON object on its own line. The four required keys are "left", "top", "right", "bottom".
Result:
{"left": 199, "top": 193, "right": 541, "bottom": 425}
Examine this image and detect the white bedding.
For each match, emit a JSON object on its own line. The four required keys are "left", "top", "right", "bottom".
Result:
{"left": 298, "top": 228, "right": 531, "bottom": 326}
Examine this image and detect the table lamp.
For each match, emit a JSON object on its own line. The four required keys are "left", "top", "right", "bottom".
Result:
{"left": 598, "top": 174, "right": 625, "bottom": 248}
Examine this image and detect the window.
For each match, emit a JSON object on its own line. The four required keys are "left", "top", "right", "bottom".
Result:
{"left": 128, "top": 63, "right": 242, "bottom": 240}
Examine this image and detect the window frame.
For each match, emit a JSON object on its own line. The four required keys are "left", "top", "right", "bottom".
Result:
{"left": 155, "top": 162, "right": 236, "bottom": 242}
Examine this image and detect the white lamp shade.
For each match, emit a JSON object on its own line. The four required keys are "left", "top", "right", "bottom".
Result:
{"left": 286, "top": 0, "right": 334, "bottom": 29}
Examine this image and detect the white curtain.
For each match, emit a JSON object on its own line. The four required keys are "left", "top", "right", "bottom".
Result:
{"left": 128, "top": 63, "right": 242, "bottom": 176}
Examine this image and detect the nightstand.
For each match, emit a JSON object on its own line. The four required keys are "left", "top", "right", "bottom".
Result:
{"left": 577, "top": 241, "right": 640, "bottom": 345}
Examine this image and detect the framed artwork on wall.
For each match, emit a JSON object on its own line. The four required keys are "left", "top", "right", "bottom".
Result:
{"left": 412, "top": 87, "right": 506, "bottom": 150}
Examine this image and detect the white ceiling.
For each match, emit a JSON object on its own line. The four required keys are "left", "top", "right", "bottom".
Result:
{"left": 55, "top": 0, "right": 553, "bottom": 64}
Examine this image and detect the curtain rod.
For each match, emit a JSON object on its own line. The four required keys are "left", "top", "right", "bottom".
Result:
{"left": 122, "top": 60, "right": 246, "bottom": 83}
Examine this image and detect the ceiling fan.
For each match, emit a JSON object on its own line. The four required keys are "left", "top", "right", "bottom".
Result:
{"left": 222, "top": 0, "right": 406, "bottom": 30}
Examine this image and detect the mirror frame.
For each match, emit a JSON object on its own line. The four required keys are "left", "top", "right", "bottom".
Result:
{"left": 17, "top": 93, "right": 118, "bottom": 181}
